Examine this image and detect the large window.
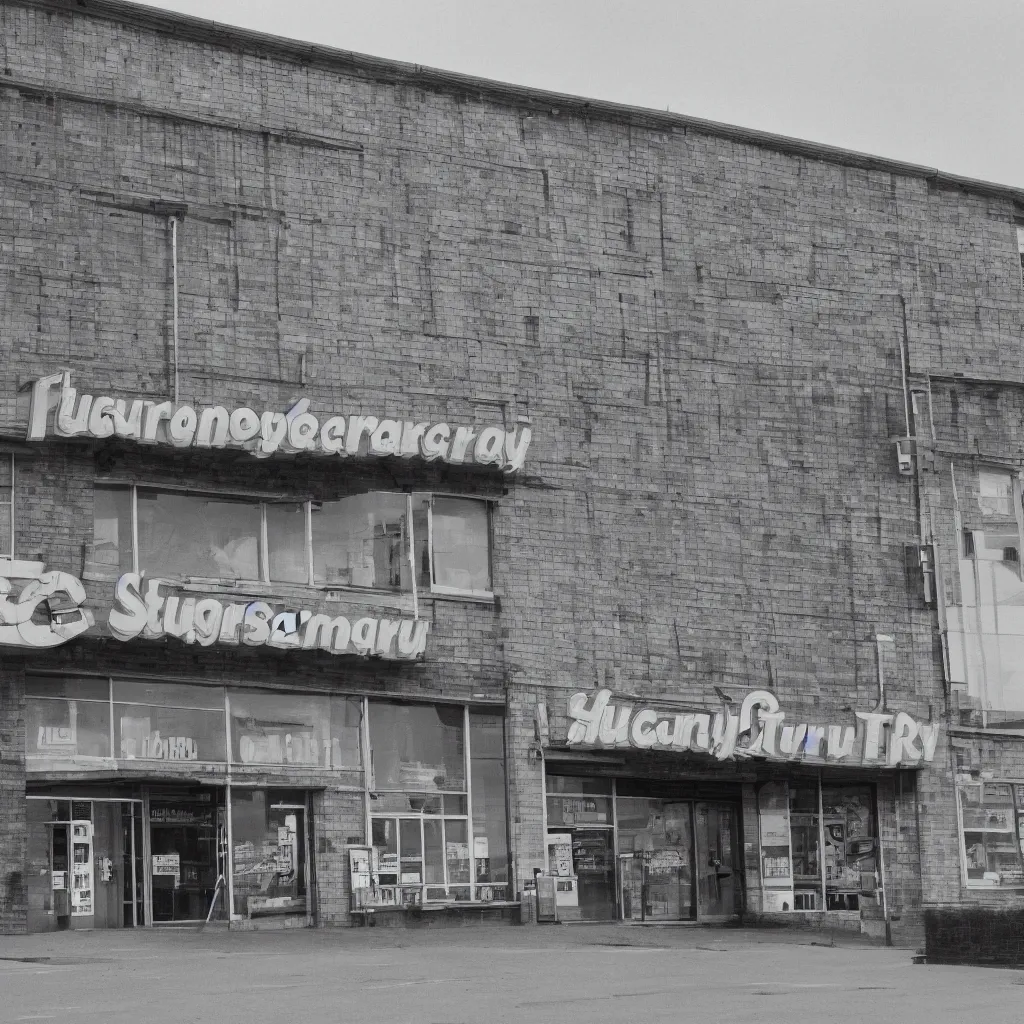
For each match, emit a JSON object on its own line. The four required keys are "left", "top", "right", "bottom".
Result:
{"left": 367, "top": 701, "right": 510, "bottom": 902}
{"left": 93, "top": 485, "right": 492, "bottom": 597}
{"left": 25, "top": 678, "right": 363, "bottom": 773}
{"left": 25, "top": 677, "right": 112, "bottom": 763}
{"left": 229, "top": 692, "right": 361, "bottom": 769}
{"left": 958, "top": 782, "right": 1024, "bottom": 888}
{"left": 757, "top": 780, "right": 877, "bottom": 913}
{"left": 946, "top": 467, "right": 1024, "bottom": 711}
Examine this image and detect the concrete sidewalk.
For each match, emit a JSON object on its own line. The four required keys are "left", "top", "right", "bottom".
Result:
{"left": 0, "top": 923, "right": 1013, "bottom": 1024}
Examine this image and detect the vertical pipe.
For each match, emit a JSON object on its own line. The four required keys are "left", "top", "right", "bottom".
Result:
{"left": 130, "top": 485, "right": 139, "bottom": 576}
{"left": 171, "top": 217, "right": 179, "bottom": 406}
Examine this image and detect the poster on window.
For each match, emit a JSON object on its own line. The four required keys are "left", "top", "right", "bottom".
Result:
{"left": 152, "top": 854, "right": 181, "bottom": 886}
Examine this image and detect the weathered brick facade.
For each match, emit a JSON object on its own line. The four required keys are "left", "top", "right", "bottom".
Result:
{"left": 1, "top": 0, "right": 1023, "bottom": 940}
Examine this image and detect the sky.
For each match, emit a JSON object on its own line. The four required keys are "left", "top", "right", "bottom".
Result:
{"left": 149, "top": 0, "right": 1023, "bottom": 189}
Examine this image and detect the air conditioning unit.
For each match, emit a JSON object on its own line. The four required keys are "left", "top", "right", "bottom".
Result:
{"left": 892, "top": 437, "right": 915, "bottom": 476}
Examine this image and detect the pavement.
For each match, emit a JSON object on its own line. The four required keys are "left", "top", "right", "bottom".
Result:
{"left": 0, "top": 922, "right": 1020, "bottom": 1024}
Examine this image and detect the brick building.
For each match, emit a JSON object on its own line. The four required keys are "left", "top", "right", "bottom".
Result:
{"left": 0, "top": 0, "right": 1022, "bottom": 941}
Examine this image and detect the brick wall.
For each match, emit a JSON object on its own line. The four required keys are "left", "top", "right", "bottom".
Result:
{"left": 0, "top": 659, "right": 27, "bottom": 934}
{"left": 1, "top": 0, "right": 1023, "bottom": 935}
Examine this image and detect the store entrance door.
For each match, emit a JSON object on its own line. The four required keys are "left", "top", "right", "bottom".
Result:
{"left": 694, "top": 802, "right": 741, "bottom": 921}
{"left": 570, "top": 828, "right": 617, "bottom": 921}
{"left": 149, "top": 789, "right": 223, "bottom": 924}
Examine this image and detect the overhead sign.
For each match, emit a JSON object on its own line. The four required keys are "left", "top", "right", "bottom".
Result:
{"left": 25, "top": 371, "right": 531, "bottom": 472}
{"left": 0, "top": 562, "right": 428, "bottom": 660}
{"left": 565, "top": 688, "right": 940, "bottom": 769}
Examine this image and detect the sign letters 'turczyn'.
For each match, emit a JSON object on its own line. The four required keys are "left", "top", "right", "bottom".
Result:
{"left": 566, "top": 688, "right": 940, "bottom": 769}
{"left": 25, "top": 371, "right": 531, "bottom": 473}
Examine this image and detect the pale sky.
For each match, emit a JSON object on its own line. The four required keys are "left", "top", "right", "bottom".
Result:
{"left": 149, "top": 0, "right": 1023, "bottom": 189}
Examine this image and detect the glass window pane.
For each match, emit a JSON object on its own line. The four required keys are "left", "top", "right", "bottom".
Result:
{"left": 137, "top": 490, "right": 260, "bottom": 580}
{"left": 424, "top": 819, "right": 444, "bottom": 884}
{"left": 26, "top": 698, "right": 111, "bottom": 758}
{"left": 411, "top": 493, "right": 431, "bottom": 589}
{"left": 311, "top": 492, "right": 410, "bottom": 590}
{"left": 445, "top": 819, "right": 470, "bottom": 884}
{"left": 371, "top": 817, "right": 399, "bottom": 883}
{"left": 267, "top": 502, "right": 308, "bottom": 584}
{"left": 0, "top": 504, "right": 10, "bottom": 557}
{"left": 369, "top": 793, "right": 442, "bottom": 814}
{"left": 229, "top": 691, "right": 329, "bottom": 767}
{"left": 0, "top": 455, "right": 11, "bottom": 487}
{"left": 92, "top": 486, "right": 133, "bottom": 575}
{"left": 116, "top": 704, "right": 225, "bottom": 762}
{"left": 230, "top": 791, "right": 307, "bottom": 917}
{"left": 400, "top": 819, "right": 422, "bottom": 884}
{"left": 545, "top": 775, "right": 613, "bottom": 796}
{"left": 368, "top": 701, "right": 465, "bottom": 791}
{"left": 979, "top": 470, "right": 1014, "bottom": 517}
{"left": 470, "top": 710, "right": 508, "bottom": 883}
{"left": 112, "top": 680, "right": 224, "bottom": 709}
{"left": 329, "top": 696, "right": 362, "bottom": 768}
{"left": 545, "top": 794, "right": 613, "bottom": 827}
{"left": 431, "top": 497, "right": 491, "bottom": 593}
{"left": 26, "top": 676, "right": 110, "bottom": 701}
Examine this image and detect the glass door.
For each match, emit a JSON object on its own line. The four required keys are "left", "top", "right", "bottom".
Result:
{"left": 616, "top": 798, "right": 695, "bottom": 921}
{"left": 571, "top": 828, "right": 617, "bottom": 921}
{"left": 694, "top": 802, "right": 741, "bottom": 920}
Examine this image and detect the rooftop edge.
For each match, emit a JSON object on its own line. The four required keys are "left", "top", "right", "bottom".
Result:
{"left": 7, "top": 0, "right": 1024, "bottom": 206}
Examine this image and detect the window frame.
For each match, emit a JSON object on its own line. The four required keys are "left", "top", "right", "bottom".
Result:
{"left": 956, "top": 780, "right": 1024, "bottom": 890}
{"left": 93, "top": 483, "right": 495, "bottom": 600}
{"left": 0, "top": 453, "right": 13, "bottom": 558}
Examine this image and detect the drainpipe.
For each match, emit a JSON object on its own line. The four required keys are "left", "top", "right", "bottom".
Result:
{"left": 170, "top": 216, "right": 180, "bottom": 405}
{"left": 874, "top": 634, "right": 894, "bottom": 711}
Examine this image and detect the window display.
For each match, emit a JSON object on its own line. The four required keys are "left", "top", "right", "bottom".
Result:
{"left": 231, "top": 790, "right": 308, "bottom": 918}
{"left": 757, "top": 780, "right": 878, "bottom": 912}
{"left": 959, "top": 782, "right": 1024, "bottom": 887}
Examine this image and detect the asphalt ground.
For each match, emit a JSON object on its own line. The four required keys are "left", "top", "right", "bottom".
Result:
{"left": 0, "top": 923, "right": 1020, "bottom": 1024}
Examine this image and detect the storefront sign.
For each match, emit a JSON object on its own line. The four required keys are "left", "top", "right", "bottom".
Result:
{"left": 0, "top": 560, "right": 94, "bottom": 648}
{"left": 565, "top": 688, "right": 940, "bottom": 768}
{"left": 26, "top": 371, "right": 532, "bottom": 472}
{"left": 0, "top": 563, "right": 429, "bottom": 659}
{"left": 109, "top": 573, "right": 429, "bottom": 659}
